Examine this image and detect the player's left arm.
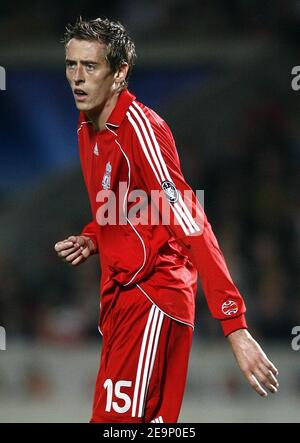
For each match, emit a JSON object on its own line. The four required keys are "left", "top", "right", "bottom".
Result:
{"left": 129, "top": 109, "right": 279, "bottom": 397}
{"left": 130, "top": 112, "right": 247, "bottom": 336}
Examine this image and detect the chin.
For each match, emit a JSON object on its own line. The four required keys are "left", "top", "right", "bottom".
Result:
{"left": 75, "top": 102, "right": 91, "bottom": 112}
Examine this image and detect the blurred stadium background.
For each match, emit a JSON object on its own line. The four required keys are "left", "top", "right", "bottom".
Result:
{"left": 0, "top": 0, "right": 299, "bottom": 423}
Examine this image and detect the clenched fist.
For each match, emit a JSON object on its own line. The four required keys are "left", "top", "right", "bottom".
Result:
{"left": 54, "top": 235, "right": 95, "bottom": 266}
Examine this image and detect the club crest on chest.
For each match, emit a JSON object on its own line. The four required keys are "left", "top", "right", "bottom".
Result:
{"left": 102, "top": 162, "right": 112, "bottom": 190}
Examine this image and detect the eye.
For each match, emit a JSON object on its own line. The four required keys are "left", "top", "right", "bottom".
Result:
{"left": 66, "top": 61, "right": 76, "bottom": 69}
{"left": 86, "top": 64, "right": 96, "bottom": 71}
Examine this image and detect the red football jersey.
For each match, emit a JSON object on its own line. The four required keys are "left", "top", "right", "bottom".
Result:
{"left": 78, "top": 89, "right": 247, "bottom": 336}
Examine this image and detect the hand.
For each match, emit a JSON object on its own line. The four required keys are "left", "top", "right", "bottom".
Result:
{"left": 54, "top": 235, "right": 95, "bottom": 266}
{"left": 227, "top": 328, "right": 279, "bottom": 397}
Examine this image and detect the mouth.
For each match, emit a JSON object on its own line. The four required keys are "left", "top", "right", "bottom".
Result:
{"left": 73, "top": 88, "right": 88, "bottom": 102}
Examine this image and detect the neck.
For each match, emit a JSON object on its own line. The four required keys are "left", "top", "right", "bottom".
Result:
{"left": 87, "top": 92, "right": 119, "bottom": 131}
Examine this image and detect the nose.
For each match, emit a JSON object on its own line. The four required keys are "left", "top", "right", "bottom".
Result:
{"left": 74, "top": 65, "right": 85, "bottom": 84}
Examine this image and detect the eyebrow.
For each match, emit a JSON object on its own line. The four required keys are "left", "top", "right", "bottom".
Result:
{"left": 65, "top": 59, "right": 99, "bottom": 65}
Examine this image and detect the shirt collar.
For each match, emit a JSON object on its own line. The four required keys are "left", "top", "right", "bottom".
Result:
{"left": 106, "top": 89, "right": 136, "bottom": 129}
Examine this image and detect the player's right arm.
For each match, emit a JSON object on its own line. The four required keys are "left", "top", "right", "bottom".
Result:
{"left": 54, "top": 234, "right": 96, "bottom": 266}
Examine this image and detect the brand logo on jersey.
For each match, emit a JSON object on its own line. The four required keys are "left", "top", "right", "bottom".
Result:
{"left": 93, "top": 142, "right": 99, "bottom": 156}
{"left": 102, "top": 162, "right": 112, "bottom": 190}
{"left": 222, "top": 300, "right": 238, "bottom": 316}
{"left": 151, "top": 416, "right": 164, "bottom": 423}
{"left": 161, "top": 180, "right": 179, "bottom": 203}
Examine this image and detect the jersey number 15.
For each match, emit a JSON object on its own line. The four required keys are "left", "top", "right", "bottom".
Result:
{"left": 103, "top": 378, "right": 132, "bottom": 414}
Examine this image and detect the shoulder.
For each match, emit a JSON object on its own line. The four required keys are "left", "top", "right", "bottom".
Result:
{"left": 124, "top": 99, "right": 180, "bottom": 169}
{"left": 125, "top": 99, "right": 175, "bottom": 145}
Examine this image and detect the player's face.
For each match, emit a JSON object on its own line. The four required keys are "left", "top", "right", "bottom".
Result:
{"left": 65, "top": 38, "right": 116, "bottom": 113}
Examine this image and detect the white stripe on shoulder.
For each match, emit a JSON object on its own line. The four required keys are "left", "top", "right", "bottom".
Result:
{"left": 129, "top": 106, "right": 165, "bottom": 181}
{"left": 128, "top": 107, "right": 197, "bottom": 234}
{"left": 132, "top": 101, "right": 201, "bottom": 233}
{"left": 127, "top": 112, "right": 190, "bottom": 235}
{"left": 127, "top": 111, "right": 161, "bottom": 184}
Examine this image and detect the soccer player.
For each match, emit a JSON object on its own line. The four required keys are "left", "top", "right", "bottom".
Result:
{"left": 54, "top": 17, "right": 279, "bottom": 423}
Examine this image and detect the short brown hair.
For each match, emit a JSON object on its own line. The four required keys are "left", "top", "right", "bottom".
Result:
{"left": 62, "top": 17, "right": 136, "bottom": 88}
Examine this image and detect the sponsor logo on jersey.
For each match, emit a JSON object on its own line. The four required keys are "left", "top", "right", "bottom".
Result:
{"left": 222, "top": 300, "right": 238, "bottom": 316}
{"left": 102, "top": 162, "right": 112, "bottom": 190}
{"left": 161, "top": 180, "right": 179, "bottom": 203}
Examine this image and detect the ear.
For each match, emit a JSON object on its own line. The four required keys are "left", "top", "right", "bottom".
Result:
{"left": 114, "top": 63, "right": 129, "bottom": 87}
